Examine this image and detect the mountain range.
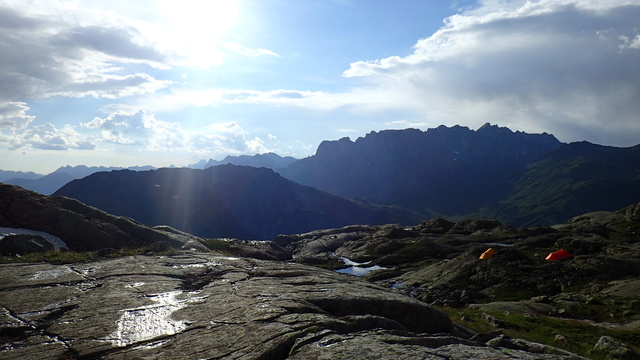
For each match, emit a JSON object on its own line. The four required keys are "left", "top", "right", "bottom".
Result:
{"left": 191, "top": 152, "right": 298, "bottom": 170}
{"left": 6, "top": 123, "right": 640, "bottom": 238}
{"left": 278, "top": 123, "right": 563, "bottom": 216}
{"left": 3, "top": 154, "right": 298, "bottom": 196}
{"left": 1, "top": 165, "right": 155, "bottom": 195}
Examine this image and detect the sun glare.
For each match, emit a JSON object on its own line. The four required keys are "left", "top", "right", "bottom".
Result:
{"left": 157, "top": 0, "right": 239, "bottom": 68}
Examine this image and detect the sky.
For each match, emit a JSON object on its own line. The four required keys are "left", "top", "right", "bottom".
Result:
{"left": 1, "top": 0, "right": 639, "bottom": 174}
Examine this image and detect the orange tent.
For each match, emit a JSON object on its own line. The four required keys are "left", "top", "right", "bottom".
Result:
{"left": 479, "top": 248, "right": 496, "bottom": 259}
{"left": 545, "top": 249, "right": 572, "bottom": 261}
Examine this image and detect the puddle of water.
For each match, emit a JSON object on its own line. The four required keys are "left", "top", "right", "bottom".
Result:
{"left": 336, "top": 265, "right": 387, "bottom": 276}
{"left": 485, "top": 242, "right": 515, "bottom": 247}
{"left": 105, "top": 290, "right": 206, "bottom": 347}
{"left": 0, "top": 227, "right": 68, "bottom": 251}
{"left": 339, "top": 257, "right": 370, "bottom": 266}
{"left": 125, "top": 282, "right": 146, "bottom": 288}
{"left": 335, "top": 256, "right": 387, "bottom": 276}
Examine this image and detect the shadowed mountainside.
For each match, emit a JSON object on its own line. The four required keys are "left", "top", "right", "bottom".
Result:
{"left": 278, "top": 124, "right": 562, "bottom": 216}
{"left": 54, "top": 165, "right": 419, "bottom": 240}
{"left": 0, "top": 183, "right": 206, "bottom": 251}
{"left": 471, "top": 142, "right": 640, "bottom": 226}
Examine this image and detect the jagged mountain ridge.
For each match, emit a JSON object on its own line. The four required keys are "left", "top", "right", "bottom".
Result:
{"left": 196, "top": 152, "right": 298, "bottom": 170}
{"left": 54, "top": 165, "right": 419, "bottom": 240}
{"left": 0, "top": 170, "right": 42, "bottom": 182}
{"left": 278, "top": 123, "right": 563, "bottom": 215}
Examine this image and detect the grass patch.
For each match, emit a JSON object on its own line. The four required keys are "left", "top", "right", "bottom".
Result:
{"left": 441, "top": 306, "right": 640, "bottom": 359}
{"left": 199, "top": 238, "right": 232, "bottom": 253}
{"left": 0, "top": 246, "right": 181, "bottom": 264}
{"left": 0, "top": 251, "right": 98, "bottom": 264}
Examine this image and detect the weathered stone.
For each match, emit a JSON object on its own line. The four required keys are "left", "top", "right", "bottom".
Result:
{"left": 0, "top": 253, "right": 585, "bottom": 359}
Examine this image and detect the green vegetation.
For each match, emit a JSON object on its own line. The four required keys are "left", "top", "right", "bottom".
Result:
{"left": 199, "top": 238, "right": 232, "bottom": 253}
{"left": 0, "top": 246, "right": 181, "bottom": 264}
{"left": 440, "top": 306, "right": 640, "bottom": 359}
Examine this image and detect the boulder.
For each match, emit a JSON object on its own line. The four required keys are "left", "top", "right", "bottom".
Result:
{"left": 0, "top": 234, "right": 54, "bottom": 255}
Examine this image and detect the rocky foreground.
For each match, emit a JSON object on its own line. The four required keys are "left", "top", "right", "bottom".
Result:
{"left": 1, "top": 183, "right": 639, "bottom": 358}
{"left": 269, "top": 204, "right": 640, "bottom": 358}
{"left": 1, "top": 253, "right": 589, "bottom": 360}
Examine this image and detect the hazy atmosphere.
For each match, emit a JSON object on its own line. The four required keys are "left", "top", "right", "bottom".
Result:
{"left": 1, "top": 0, "right": 639, "bottom": 173}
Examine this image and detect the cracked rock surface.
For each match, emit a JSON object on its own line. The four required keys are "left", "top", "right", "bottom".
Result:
{"left": 0, "top": 253, "right": 584, "bottom": 359}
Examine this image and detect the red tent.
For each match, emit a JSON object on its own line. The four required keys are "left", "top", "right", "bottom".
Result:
{"left": 545, "top": 249, "right": 572, "bottom": 261}
{"left": 479, "top": 248, "right": 496, "bottom": 259}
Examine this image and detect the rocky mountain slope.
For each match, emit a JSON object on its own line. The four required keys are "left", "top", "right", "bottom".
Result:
{"left": 0, "top": 183, "right": 206, "bottom": 252}
{"left": 472, "top": 141, "right": 640, "bottom": 226}
{"left": 279, "top": 124, "right": 640, "bottom": 227}
{"left": 279, "top": 123, "right": 563, "bottom": 216}
{"left": 53, "top": 165, "right": 419, "bottom": 240}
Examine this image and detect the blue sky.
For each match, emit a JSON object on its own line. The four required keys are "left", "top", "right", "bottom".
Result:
{"left": 1, "top": 0, "right": 639, "bottom": 173}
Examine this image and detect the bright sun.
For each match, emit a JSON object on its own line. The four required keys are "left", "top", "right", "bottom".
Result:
{"left": 157, "top": 0, "right": 239, "bottom": 68}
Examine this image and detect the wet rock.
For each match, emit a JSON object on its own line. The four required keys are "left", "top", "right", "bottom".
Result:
{"left": 0, "top": 253, "right": 584, "bottom": 359}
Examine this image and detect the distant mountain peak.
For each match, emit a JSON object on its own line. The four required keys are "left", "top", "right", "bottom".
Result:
{"left": 201, "top": 152, "right": 298, "bottom": 170}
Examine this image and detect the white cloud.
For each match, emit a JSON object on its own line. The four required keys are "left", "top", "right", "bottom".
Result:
{"left": 342, "top": 0, "right": 640, "bottom": 146}
{"left": 0, "top": 1, "right": 171, "bottom": 101}
{"left": 82, "top": 110, "right": 187, "bottom": 148}
{"left": 0, "top": 102, "right": 35, "bottom": 131}
{"left": 52, "top": 73, "right": 173, "bottom": 99}
{"left": 194, "top": 121, "right": 271, "bottom": 155}
{"left": 83, "top": 111, "right": 272, "bottom": 155}
{"left": 7, "top": 123, "right": 96, "bottom": 151}
{"left": 220, "top": 42, "right": 280, "bottom": 58}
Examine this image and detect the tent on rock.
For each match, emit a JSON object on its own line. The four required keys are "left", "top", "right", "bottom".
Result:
{"left": 545, "top": 249, "right": 572, "bottom": 261}
{"left": 479, "top": 248, "right": 496, "bottom": 259}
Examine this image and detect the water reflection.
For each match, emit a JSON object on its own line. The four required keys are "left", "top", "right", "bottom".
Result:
{"left": 335, "top": 256, "right": 388, "bottom": 276}
{"left": 106, "top": 290, "right": 205, "bottom": 347}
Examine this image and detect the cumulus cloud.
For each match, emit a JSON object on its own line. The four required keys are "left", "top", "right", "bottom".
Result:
{"left": 6, "top": 123, "right": 96, "bottom": 151}
{"left": 0, "top": 102, "right": 35, "bottom": 131}
{"left": 82, "top": 110, "right": 186, "bottom": 148}
{"left": 192, "top": 121, "right": 271, "bottom": 155}
{"left": 83, "top": 110, "right": 271, "bottom": 155}
{"left": 343, "top": 0, "right": 640, "bottom": 146}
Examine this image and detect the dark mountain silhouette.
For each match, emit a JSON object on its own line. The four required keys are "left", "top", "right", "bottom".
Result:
{"left": 193, "top": 152, "right": 298, "bottom": 170}
{"left": 54, "top": 165, "right": 419, "bottom": 240}
{"left": 278, "top": 123, "right": 562, "bottom": 216}
{"left": 5, "top": 171, "right": 76, "bottom": 196}
{"left": 4, "top": 165, "right": 155, "bottom": 195}
{"left": 471, "top": 141, "right": 640, "bottom": 226}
